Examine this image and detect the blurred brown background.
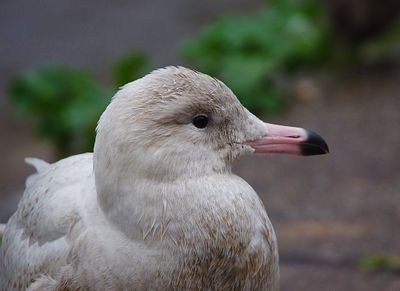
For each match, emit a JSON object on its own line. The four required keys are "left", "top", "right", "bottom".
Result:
{"left": 1, "top": 0, "right": 400, "bottom": 290}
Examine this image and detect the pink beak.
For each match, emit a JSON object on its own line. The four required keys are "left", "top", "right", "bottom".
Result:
{"left": 243, "top": 123, "right": 329, "bottom": 156}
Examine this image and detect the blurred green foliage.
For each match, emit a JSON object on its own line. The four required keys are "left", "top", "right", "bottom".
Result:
{"left": 9, "top": 0, "right": 400, "bottom": 157}
{"left": 358, "top": 20, "right": 400, "bottom": 63}
{"left": 181, "top": 0, "right": 331, "bottom": 114}
{"left": 10, "top": 66, "right": 110, "bottom": 156}
{"left": 112, "top": 52, "right": 150, "bottom": 88}
{"left": 9, "top": 52, "right": 149, "bottom": 157}
{"left": 359, "top": 255, "right": 400, "bottom": 271}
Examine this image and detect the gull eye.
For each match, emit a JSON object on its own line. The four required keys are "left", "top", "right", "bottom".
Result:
{"left": 192, "top": 115, "right": 208, "bottom": 129}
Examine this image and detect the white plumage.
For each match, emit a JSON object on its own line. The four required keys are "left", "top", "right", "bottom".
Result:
{"left": 0, "top": 66, "right": 328, "bottom": 290}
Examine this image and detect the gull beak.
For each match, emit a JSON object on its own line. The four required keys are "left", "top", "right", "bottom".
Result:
{"left": 243, "top": 123, "right": 329, "bottom": 156}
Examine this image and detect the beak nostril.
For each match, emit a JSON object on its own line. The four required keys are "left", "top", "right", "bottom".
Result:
{"left": 287, "top": 135, "right": 300, "bottom": 139}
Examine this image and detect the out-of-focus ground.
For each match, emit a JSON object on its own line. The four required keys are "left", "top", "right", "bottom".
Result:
{"left": 1, "top": 1, "right": 400, "bottom": 290}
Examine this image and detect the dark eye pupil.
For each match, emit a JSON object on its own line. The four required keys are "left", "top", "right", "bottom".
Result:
{"left": 192, "top": 115, "right": 208, "bottom": 128}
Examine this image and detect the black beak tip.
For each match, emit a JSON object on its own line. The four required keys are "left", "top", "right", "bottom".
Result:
{"left": 301, "top": 130, "right": 330, "bottom": 156}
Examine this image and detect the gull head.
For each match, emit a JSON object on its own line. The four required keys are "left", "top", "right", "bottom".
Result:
{"left": 94, "top": 66, "right": 329, "bottom": 183}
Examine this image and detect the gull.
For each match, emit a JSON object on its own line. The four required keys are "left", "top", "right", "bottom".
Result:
{"left": 0, "top": 66, "right": 328, "bottom": 290}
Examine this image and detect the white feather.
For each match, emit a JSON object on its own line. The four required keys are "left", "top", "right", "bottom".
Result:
{"left": 24, "top": 158, "right": 50, "bottom": 187}
{"left": 0, "top": 67, "right": 278, "bottom": 291}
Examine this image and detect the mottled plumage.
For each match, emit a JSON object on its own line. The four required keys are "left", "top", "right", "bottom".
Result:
{"left": 0, "top": 66, "right": 328, "bottom": 290}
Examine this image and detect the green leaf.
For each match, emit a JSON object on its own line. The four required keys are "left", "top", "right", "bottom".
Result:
{"left": 111, "top": 52, "right": 150, "bottom": 88}
{"left": 359, "top": 255, "right": 400, "bottom": 271}
{"left": 9, "top": 65, "right": 111, "bottom": 157}
{"left": 181, "top": 0, "right": 331, "bottom": 114}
